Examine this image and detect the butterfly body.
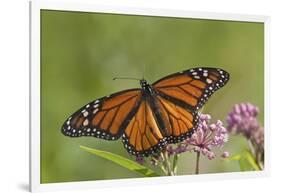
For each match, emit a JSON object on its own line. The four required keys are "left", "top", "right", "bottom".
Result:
{"left": 140, "top": 79, "right": 170, "bottom": 137}
{"left": 61, "top": 67, "right": 229, "bottom": 157}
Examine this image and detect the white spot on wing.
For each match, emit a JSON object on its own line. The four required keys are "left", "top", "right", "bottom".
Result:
{"left": 206, "top": 78, "right": 212, "bottom": 84}
{"left": 83, "top": 111, "right": 89, "bottom": 117}
{"left": 83, "top": 119, "right": 89, "bottom": 126}
{"left": 93, "top": 109, "right": 98, "bottom": 114}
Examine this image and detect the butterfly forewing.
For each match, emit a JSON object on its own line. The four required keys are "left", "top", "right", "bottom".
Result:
{"left": 153, "top": 67, "right": 230, "bottom": 111}
{"left": 61, "top": 89, "right": 141, "bottom": 140}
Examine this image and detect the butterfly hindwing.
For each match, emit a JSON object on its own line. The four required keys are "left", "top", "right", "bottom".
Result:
{"left": 153, "top": 67, "right": 229, "bottom": 111}
{"left": 61, "top": 89, "right": 142, "bottom": 140}
{"left": 122, "top": 100, "right": 168, "bottom": 157}
{"left": 155, "top": 95, "right": 199, "bottom": 144}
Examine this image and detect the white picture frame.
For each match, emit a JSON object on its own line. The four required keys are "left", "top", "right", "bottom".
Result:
{"left": 30, "top": 1, "right": 270, "bottom": 192}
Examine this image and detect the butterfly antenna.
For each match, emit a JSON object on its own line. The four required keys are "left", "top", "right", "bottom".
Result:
{"left": 113, "top": 77, "right": 141, "bottom": 81}
{"left": 142, "top": 63, "right": 146, "bottom": 80}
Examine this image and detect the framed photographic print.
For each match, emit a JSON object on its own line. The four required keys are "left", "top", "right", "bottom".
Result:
{"left": 30, "top": 1, "right": 270, "bottom": 192}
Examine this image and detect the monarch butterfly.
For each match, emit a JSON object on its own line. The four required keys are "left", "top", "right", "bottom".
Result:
{"left": 61, "top": 67, "right": 229, "bottom": 157}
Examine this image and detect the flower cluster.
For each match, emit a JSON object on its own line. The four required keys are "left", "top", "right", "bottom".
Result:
{"left": 227, "top": 103, "right": 259, "bottom": 136}
{"left": 144, "top": 114, "right": 229, "bottom": 162}
{"left": 227, "top": 103, "right": 264, "bottom": 168}
{"left": 226, "top": 103, "right": 264, "bottom": 147}
{"left": 184, "top": 114, "right": 229, "bottom": 159}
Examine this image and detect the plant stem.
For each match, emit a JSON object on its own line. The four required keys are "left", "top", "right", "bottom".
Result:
{"left": 165, "top": 151, "right": 174, "bottom": 176}
{"left": 172, "top": 154, "right": 179, "bottom": 175}
{"left": 159, "top": 152, "right": 167, "bottom": 175}
{"left": 247, "top": 140, "right": 255, "bottom": 158}
{"left": 160, "top": 149, "right": 174, "bottom": 176}
{"left": 195, "top": 151, "right": 200, "bottom": 174}
{"left": 248, "top": 140, "right": 263, "bottom": 170}
{"left": 160, "top": 164, "right": 168, "bottom": 174}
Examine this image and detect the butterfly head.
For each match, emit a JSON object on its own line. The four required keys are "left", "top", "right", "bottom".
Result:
{"left": 140, "top": 79, "right": 149, "bottom": 88}
{"left": 140, "top": 79, "right": 154, "bottom": 94}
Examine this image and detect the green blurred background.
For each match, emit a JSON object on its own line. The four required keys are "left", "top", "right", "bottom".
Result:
{"left": 41, "top": 10, "right": 264, "bottom": 183}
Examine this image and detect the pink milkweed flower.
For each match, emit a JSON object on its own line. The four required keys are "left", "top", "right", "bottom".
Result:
{"left": 226, "top": 103, "right": 264, "bottom": 147}
{"left": 184, "top": 114, "right": 229, "bottom": 160}
{"left": 226, "top": 103, "right": 260, "bottom": 138}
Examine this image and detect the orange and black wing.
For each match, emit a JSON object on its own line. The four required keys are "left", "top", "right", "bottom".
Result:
{"left": 121, "top": 95, "right": 199, "bottom": 157}
{"left": 121, "top": 99, "right": 168, "bottom": 157}
{"left": 153, "top": 67, "right": 230, "bottom": 111}
{"left": 61, "top": 89, "right": 142, "bottom": 140}
{"left": 155, "top": 95, "right": 199, "bottom": 144}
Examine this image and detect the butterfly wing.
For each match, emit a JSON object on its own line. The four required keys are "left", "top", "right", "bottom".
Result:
{"left": 121, "top": 95, "right": 199, "bottom": 157}
{"left": 155, "top": 95, "right": 199, "bottom": 144}
{"left": 122, "top": 99, "right": 168, "bottom": 157}
{"left": 61, "top": 89, "right": 142, "bottom": 140}
{"left": 153, "top": 67, "right": 230, "bottom": 111}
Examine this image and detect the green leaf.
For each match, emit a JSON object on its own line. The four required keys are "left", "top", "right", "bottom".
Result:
{"left": 226, "top": 151, "right": 260, "bottom": 171}
{"left": 244, "top": 150, "right": 260, "bottom": 171}
{"left": 80, "top": 145, "right": 160, "bottom": 177}
{"left": 239, "top": 157, "right": 251, "bottom": 171}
